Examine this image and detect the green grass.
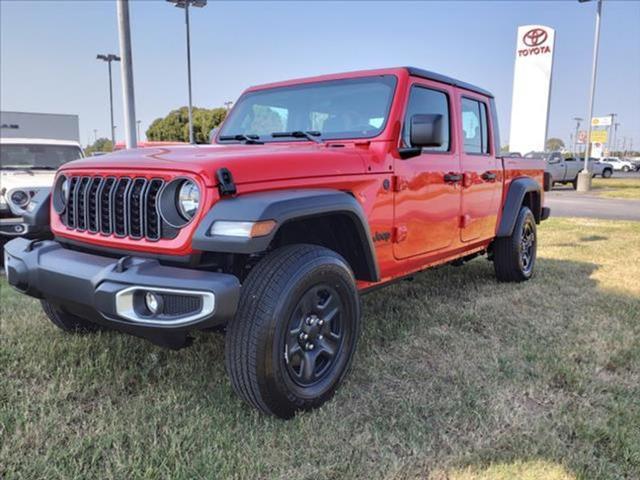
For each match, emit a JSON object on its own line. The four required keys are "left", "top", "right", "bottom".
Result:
{"left": 1, "top": 218, "right": 639, "bottom": 479}
{"left": 591, "top": 177, "right": 640, "bottom": 199}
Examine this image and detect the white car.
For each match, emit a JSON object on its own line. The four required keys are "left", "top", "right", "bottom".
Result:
{"left": 1, "top": 138, "right": 83, "bottom": 245}
{"left": 601, "top": 157, "right": 635, "bottom": 172}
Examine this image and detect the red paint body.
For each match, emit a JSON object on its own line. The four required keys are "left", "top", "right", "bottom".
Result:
{"left": 53, "top": 68, "right": 544, "bottom": 290}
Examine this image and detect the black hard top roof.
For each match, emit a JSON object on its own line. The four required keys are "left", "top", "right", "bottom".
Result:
{"left": 405, "top": 67, "right": 494, "bottom": 98}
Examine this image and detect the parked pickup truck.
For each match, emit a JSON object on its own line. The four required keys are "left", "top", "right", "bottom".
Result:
{"left": 528, "top": 151, "right": 613, "bottom": 190}
{"left": 4, "top": 67, "right": 549, "bottom": 418}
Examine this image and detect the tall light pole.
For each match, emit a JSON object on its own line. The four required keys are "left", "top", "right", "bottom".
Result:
{"left": 612, "top": 122, "right": 619, "bottom": 156}
{"left": 573, "top": 117, "right": 583, "bottom": 157}
{"left": 96, "top": 53, "right": 121, "bottom": 147}
{"left": 607, "top": 113, "right": 616, "bottom": 155}
{"left": 168, "top": 0, "right": 207, "bottom": 144}
{"left": 577, "top": 0, "right": 604, "bottom": 192}
{"left": 117, "top": 0, "right": 137, "bottom": 149}
{"left": 136, "top": 120, "right": 142, "bottom": 141}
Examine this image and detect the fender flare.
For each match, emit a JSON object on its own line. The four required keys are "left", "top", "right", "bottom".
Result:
{"left": 497, "top": 178, "right": 542, "bottom": 237}
{"left": 192, "top": 188, "right": 380, "bottom": 281}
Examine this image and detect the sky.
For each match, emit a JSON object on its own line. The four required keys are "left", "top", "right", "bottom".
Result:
{"left": 1, "top": 0, "right": 639, "bottom": 150}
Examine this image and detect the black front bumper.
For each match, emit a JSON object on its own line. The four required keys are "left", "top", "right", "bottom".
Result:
{"left": 4, "top": 238, "right": 240, "bottom": 348}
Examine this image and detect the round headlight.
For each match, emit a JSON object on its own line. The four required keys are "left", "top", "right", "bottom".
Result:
{"left": 61, "top": 178, "right": 70, "bottom": 201}
{"left": 177, "top": 180, "right": 200, "bottom": 220}
{"left": 10, "top": 190, "right": 30, "bottom": 207}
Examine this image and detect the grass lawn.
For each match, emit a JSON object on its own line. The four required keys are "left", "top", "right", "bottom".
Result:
{"left": 591, "top": 177, "right": 640, "bottom": 199}
{"left": 1, "top": 218, "right": 639, "bottom": 479}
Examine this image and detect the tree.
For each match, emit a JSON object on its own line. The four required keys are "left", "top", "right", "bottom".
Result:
{"left": 84, "top": 137, "right": 113, "bottom": 156}
{"left": 545, "top": 138, "right": 565, "bottom": 152}
{"left": 146, "top": 106, "right": 227, "bottom": 144}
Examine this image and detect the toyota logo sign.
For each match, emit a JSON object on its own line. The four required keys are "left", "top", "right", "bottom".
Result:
{"left": 523, "top": 28, "right": 548, "bottom": 47}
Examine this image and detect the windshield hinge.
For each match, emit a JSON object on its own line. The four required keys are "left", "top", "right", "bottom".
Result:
{"left": 216, "top": 167, "right": 237, "bottom": 196}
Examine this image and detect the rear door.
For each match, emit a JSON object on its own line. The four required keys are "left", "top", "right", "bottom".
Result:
{"left": 393, "top": 80, "right": 461, "bottom": 259}
{"left": 458, "top": 94, "right": 502, "bottom": 243}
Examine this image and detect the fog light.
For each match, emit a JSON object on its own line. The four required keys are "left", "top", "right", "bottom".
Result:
{"left": 145, "top": 292, "right": 162, "bottom": 315}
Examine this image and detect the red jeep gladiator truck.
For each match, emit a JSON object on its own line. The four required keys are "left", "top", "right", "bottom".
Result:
{"left": 4, "top": 67, "right": 549, "bottom": 418}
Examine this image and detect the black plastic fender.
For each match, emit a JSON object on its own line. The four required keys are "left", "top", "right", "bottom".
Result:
{"left": 497, "top": 178, "right": 543, "bottom": 237}
{"left": 192, "top": 189, "right": 380, "bottom": 281}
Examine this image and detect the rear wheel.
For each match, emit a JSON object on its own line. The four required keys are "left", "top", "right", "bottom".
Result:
{"left": 41, "top": 300, "right": 100, "bottom": 333}
{"left": 622, "top": 166, "right": 630, "bottom": 172}
{"left": 571, "top": 176, "right": 578, "bottom": 189}
{"left": 602, "top": 168, "right": 612, "bottom": 178}
{"left": 225, "top": 244, "right": 360, "bottom": 419}
{"left": 493, "top": 206, "right": 537, "bottom": 282}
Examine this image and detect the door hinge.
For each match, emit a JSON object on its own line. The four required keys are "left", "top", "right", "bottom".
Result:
{"left": 393, "top": 225, "right": 408, "bottom": 243}
{"left": 391, "top": 175, "right": 408, "bottom": 192}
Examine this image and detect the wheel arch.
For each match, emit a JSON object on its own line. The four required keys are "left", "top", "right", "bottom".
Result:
{"left": 497, "top": 177, "right": 542, "bottom": 237}
{"left": 192, "top": 189, "right": 380, "bottom": 282}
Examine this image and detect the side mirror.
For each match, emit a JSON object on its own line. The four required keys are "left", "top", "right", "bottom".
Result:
{"left": 398, "top": 114, "right": 444, "bottom": 159}
{"left": 410, "top": 114, "right": 444, "bottom": 148}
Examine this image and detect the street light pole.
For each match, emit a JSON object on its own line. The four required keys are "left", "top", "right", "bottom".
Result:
{"left": 96, "top": 53, "right": 121, "bottom": 147}
{"left": 168, "top": 0, "right": 207, "bottom": 144}
{"left": 136, "top": 120, "right": 141, "bottom": 141}
{"left": 573, "top": 117, "right": 582, "bottom": 157}
{"left": 116, "top": 0, "right": 137, "bottom": 149}
{"left": 577, "top": 0, "right": 604, "bottom": 192}
{"left": 612, "top": 122, "right": 619, "bottom": 156}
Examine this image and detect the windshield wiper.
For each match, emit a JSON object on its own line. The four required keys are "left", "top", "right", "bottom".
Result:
{"left": 218, "top": 134, "right": 263, "bottom": 144}
{"left": 271, "top": 131, "right": 323, "bottom": 143}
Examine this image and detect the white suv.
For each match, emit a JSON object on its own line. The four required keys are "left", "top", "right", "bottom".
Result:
{"left": 1, "top": 138, "right": 83, "bottom": 245}
{"left": 601, "top": 157, "right": 635, "bottom": 172}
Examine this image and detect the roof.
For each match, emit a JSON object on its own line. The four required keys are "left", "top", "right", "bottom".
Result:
{"left": 405, "top": 67, "right": 494, "bottom": 98}
{"left": 246, "top": 67, "right": 493, "bottom": 98}
{"left": 0, "top": 137, "right": 82, "bottom": 147}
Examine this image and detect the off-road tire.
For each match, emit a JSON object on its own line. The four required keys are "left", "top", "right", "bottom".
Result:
{"left": 571, "top": 176, "right": 578, "bottom": 189}
{"left": 41, "top": 300, "right": 100, "bottom": 333}
{"left": 225, "top": 244, "right": 360, "bottom": 419}
{"left": 493, "top": 206, "right": 537, "bottom": 282}
{"left": 602, "top": 168, "right": 612, "bottom": 178}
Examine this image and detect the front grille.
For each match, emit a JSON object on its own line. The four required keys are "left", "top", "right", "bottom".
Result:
{"left": 62, "top": 176, "right": 166, "bottom": 241}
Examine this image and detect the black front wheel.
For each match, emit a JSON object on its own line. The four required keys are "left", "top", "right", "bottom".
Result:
{"left": 602, "top": 169, "right": 612, "bottom": 178}
{"left": 493, "top": 206, "right": 537, "bottom": 282}
{"left": 225, "top": 244, "right": 360, "bottom": 419}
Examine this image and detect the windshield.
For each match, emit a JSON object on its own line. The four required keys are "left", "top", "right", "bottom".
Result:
{"left": 218, "top": 75, "right": 397, "bottom": 142}
{"left": 0, "top": 144, "right": 82, "bottom": 169}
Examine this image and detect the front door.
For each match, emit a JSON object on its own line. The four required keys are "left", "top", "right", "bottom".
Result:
{"left": 458, "top": 95, "right": 502, "bottom": 243}
{"left": 393, "top": 81, "right": 461, "bottom": 259}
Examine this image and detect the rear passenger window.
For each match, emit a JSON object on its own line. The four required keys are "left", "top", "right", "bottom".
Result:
{"left": 403, "top": 86, "right": 450, "bottom": 152}
{"left": 461, "top": 97, "right": 490, "bottom": 154}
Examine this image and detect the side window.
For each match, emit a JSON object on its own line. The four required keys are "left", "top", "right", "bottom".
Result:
{"left": 461, "top": 97, "right": 490, "bottom": 154}
{"left": 403, "top": 86, "right": 450, "bottom": 152}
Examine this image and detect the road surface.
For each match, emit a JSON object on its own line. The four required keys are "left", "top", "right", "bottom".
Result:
{"left": 545, "top": 190, "right": 640, "bottom": 221}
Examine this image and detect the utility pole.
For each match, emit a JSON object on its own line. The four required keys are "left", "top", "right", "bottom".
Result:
{"left": 93, "top": 129, "right": 98, "bottom": 142}
{"left": 96, "top": 53, "right": 120, "bottom": 146}
{"left": 117, "top": 0, "right": 137, "bottom": 149}
{"left": 607, "top": 113, "right": 616, "bottom": 155}
{"left": 167, "top": 0, "right": 207, "bottom": 144}
{"left": 136, "top": 120, "right": 142, "bottom": 141}
{"left": 573, "top": 117, "right": 582, "bottom": 158}
{"left": 577, "top": 0, "right": 604, "bottom": 192}
{"left": 612, "top": 122, "right": 619, "bottom": 157}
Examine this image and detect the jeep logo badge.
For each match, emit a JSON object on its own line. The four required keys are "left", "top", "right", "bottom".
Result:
{"left": 523, "top": 28, "right": 547, "bottom": 47}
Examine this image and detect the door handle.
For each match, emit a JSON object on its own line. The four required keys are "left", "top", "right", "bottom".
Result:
{"left": 481, "top": 171, "right": 497, "bottom": 182}
{"left": 444, "top": 172, "right": 463, "bottom": 184}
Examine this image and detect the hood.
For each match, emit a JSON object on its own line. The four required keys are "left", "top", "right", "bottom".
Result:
{"left": 60, "top": 143, "right": 369, "bottom": 186}
{"left": 0, "top": 169, "right": 56, "bottom": 191}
